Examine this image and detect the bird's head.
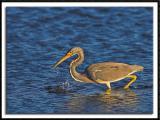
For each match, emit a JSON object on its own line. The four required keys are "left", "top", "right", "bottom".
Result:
{"left": 53, "top": 47, "right": 83, "bottom": 68}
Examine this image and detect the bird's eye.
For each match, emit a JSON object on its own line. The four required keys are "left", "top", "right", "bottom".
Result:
{"left": 67, "top": 52, "right": 72, "bottom": 56}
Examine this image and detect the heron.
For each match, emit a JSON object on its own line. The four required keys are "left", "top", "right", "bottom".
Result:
{"left": 53, "top": 47, "right": 143, "bottom": 93}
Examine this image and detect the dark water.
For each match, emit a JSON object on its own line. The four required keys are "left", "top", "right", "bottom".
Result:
{"left": 6, "top": 7, "right": 153, "bottom": 114}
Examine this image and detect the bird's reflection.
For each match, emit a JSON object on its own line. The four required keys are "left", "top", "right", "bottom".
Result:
{"left": 65, "top": 88, "right": 139, "bottom": 114}
{"left": 99, "top": 89, "right": 138, "bottom": 107}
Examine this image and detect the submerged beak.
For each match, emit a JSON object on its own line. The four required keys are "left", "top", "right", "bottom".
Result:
{"left": 53, "top": 53, "right": 72, "bottom": 68}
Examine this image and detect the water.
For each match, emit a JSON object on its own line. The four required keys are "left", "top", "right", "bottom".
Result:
{"left": 6, "top": 7, "right": 153, "bottom": 114}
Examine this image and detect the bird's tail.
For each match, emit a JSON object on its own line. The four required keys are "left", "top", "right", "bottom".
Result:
{"left": 131, "top": 65, "right": 144, "bottom": 72}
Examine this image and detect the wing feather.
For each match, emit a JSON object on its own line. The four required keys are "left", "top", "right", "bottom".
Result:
{"left": 87, "top": 62, "right": 134, "bottom": 82}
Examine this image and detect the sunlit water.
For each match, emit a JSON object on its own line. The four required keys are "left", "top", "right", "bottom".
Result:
{"left": 6, "top": 7, "right": 153, "bottom": 114}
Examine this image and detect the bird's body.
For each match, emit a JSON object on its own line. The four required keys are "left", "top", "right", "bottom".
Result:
{"left": 54, "top": 47, "right": 143, "bottom": 92}
{"left": 86, "top": 62, "right": 143, "bottom": 83}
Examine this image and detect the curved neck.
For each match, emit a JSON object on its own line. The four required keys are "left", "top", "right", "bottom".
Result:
{"left": 71, "top": 50, "right": 84, "bottom": 68}
{"left": 69, "top": 50, "right": 95, "bottom": 83}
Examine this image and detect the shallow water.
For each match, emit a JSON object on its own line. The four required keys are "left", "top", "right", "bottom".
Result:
{"left": 6, "top": 7, "right": 153, "bottom": 114}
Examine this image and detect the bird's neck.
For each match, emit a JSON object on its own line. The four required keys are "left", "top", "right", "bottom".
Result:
{"left": 69, "top": 51, "right": 95, "bottom": 83}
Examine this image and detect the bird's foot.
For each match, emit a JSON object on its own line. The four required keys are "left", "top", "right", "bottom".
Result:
{"left": 123, "top": 85, "right": 130, "bottom": 89}
{"left": 105, "top": 89, "right": 111, "bottom": 95}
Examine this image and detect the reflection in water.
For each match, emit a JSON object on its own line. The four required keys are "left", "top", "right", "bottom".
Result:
{"left": 66, "top": 89, "right": 138, "bottom": 114}
{"left": 99, "top": 89, "right": 138, "bottom": 108}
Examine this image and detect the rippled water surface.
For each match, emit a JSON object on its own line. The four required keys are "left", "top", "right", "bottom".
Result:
{"left": 6, "top": 7, "right": 153, "bottom": 114}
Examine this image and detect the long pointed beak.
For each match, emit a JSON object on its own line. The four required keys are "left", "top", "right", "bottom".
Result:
{"left": 53, "top": 53, "right": 72, "bottom": 68}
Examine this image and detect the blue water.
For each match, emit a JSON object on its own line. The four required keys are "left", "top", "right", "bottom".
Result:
{"left": 6, "top": 7, "right": 153, "bottom": 114}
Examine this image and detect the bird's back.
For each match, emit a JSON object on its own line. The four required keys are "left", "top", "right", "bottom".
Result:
{"left": 86, "top": 62, "right": 143, "bottom": 83}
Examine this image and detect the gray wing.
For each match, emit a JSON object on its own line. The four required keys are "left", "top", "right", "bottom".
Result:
{"left": 87, "top": 62, "right": 134, "bottom": 82}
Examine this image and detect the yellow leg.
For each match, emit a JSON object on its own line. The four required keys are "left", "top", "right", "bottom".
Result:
{"left": 124, "top": 75, "right": 137, "bottom": 89}
{"left": 106, "top": 82, "right": 111, "bottom": 95}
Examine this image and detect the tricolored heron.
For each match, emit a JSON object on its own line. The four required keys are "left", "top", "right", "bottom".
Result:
{"left": 54, "top": 47, "right": 143, "bottom": 93}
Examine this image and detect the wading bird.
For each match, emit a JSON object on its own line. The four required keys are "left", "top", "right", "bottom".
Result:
{"left": 54, "top": 47, "right": 143, "bottom": 93}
